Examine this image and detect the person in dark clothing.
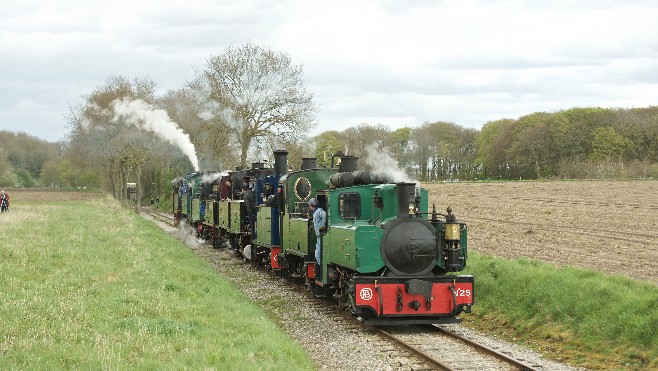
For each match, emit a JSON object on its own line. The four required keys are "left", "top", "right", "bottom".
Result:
{"left": 0, "top": 190, "right": 9, "bottom": 212}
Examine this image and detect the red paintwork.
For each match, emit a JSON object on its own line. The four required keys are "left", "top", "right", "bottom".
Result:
{"left": 270, "top": 246, "right": 283, "bottom": 269}
{"left": 307, "top": 262, "right": 315, "bottom": 279}
{"left": 355, "top": 281, "right": 473, "bottom": 316}
{"left": 219, "top": 175, "right": 231, "bottom": 200}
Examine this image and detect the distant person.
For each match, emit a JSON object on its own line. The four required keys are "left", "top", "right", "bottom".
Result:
{"left": 0, "top": 190, "right": 9, "bottom": 212}
{"left": 155, "top": 197, "right": 160, "bottom": 208}
{"left": 308, "top": 198, "right": 326, "bottom": 274}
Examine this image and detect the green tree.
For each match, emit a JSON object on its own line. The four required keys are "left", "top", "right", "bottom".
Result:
{"left": 411, "top": 123, "right": 434, "bottom": 180}
{"left": 0, "top": 146, "right": 11, "bottom": 178}
{"left": 313, "top": 131, "right": 343, "bottom": 168}
{"left": 590, "top": 126, "right": 629, "bottom": 161}
{"left": 40, "top": 160, "right": 61, "bottom": 187}
{"left": 387, "top": 127, "right": 413, "bottom": 174}
{"left": 476, "top": 119, "right": 515, "bottom": 179}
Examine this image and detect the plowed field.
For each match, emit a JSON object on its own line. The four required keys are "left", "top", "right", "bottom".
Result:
{"left": 426, "top": 180, "right": 658, "bottom": 285}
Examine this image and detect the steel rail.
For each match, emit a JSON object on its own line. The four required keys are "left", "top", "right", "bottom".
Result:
{"left": 433, "top": 325, "right": 539, "bottom": 371}
{"left": 376, "top": 328, "right": 452, "bottom": 371}
{"left": 141, "top": 207, "right": 175, "bottom": 226}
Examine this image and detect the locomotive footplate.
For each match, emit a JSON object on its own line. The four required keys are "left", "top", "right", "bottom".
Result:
{"left": 352, "top": 275, "right": 474, "bottom": 325}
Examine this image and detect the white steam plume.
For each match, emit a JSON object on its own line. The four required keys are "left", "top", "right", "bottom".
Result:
{"left": 111, "top": 98, "right": 199, "bottom": 171}
{"left": 200, "top": 172, "right": 228, "bottom": 184}
{"left": 363, "top": 144, "right": 420, "bottom": 186}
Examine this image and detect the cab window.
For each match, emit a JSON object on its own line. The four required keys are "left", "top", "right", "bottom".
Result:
{"left": 339, "top": 193, "right": 360, "bottom": 219}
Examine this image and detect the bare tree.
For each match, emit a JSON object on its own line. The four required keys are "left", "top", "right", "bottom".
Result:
{"left": 200, "top": 43, "right": 317, "bottom": 167}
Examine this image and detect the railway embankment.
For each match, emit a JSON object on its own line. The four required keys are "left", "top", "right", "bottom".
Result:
{"left": 0, "top": 196, "right": 313, "bottom": 369}
{"left": 463, "top": 253, "right": 658, "bottom": 369}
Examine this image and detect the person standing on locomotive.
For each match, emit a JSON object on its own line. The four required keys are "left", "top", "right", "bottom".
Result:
{"left": 308, "top": 198, "right": 326, "bottom": 274}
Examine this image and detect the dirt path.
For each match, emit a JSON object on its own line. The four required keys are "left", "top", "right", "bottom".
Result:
{"left": 426, "top": 180, "right": 658, "bottom": 285}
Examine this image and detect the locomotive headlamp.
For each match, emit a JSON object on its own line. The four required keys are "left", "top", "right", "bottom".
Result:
{"left": 445, "top": 223, "right": 461, "bottom": 241}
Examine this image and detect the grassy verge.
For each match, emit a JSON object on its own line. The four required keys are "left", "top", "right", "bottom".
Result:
{"left": 0, "top": 196, "right": 313, "bottom": 370}
{"left": 462, "top": 252, "right": 658, "bottom": 369}
{"left": 158, "top": 193, "right": 174, "bottom": 213}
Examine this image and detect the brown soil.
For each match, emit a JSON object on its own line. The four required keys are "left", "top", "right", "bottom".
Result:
{"left": 425, "top": 180, "right": 658, "bottom": 285}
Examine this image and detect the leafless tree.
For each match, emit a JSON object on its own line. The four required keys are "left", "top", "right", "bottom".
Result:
{"left": 199, "top": 43, "right": 317, "bottom": 167}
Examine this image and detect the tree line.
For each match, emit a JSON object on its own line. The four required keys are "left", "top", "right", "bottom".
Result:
{"left": 320, "top": 106, "right": 658, "bottom": 182}
{"left": 2, "top": 43, "right": 658, "bottom": 199}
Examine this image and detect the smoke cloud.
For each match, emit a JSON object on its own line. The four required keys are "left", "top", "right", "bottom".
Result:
{"left": 200, "top": 172, "right": 228, "bottom": 184}
{"left": 362, "top": 144, "right": 420, "bottom": 186}
{"left": 111, "top": 98, "right": 199, "bottom": 171}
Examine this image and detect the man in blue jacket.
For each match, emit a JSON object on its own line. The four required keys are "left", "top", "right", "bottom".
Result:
{"left": 308, "top": 197, "right": 326, "bottom": 280}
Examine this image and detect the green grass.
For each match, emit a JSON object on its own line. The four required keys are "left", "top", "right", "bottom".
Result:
{"left": 463, "top": 252, "right": 658, "bottom": 369}
{"left": 155, "top": 191, "right": 173, "bottom": 210}
{"left": 0, "top": 196, "right": 313, "bottom": 370}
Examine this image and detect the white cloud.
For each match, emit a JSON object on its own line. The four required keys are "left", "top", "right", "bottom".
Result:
{"left": 1, "top": 0, "right": 657, "bottom": 141}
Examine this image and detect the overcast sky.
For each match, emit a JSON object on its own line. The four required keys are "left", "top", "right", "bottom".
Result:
{"left": 2, "top": 0, "right": 657, "bottom": 143}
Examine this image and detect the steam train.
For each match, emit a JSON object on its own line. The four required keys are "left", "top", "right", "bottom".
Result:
{"left": 172, "top": 151, "right": 473, "bottom": 325}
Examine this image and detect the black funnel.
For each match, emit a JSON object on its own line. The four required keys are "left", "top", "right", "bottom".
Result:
{"left": 273, "top": 150, "right": 288, "bottom": 177}
{"left": 339, "top": 156, "right": 358, "bottom": 172}
{"left": 301, "top": 157, "right": 317, "bottom": 170}
{"left": 396, "top": 182, "right": 417, "bottom": 218}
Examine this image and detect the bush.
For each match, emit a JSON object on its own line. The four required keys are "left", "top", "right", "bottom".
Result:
{"left": 0, "top": 171, "right": 18, "bottom": 187}
{"left": 15, "top": 168, "right": 38, "bottom": 187}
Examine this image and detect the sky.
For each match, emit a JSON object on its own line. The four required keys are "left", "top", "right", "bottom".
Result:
{"left": 1, "top": 0, "right": 658, "bottom": 143}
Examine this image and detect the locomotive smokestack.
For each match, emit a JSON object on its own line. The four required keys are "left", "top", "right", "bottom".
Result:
{"left": 340, "top": 156, "right": 358, "bottom": 172}
{"left": 396, "top": 182, "right": 417, "bottom": 218}
{"left": 273, "top": 150, "right": 288, "bottom": 177}
{"left": 301, "top": 157, "right": 317, "bottom": 170}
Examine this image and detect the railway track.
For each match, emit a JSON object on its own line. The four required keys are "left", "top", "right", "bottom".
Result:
{"left": 282, "top": 278, "right": 539, "bottom": 370}
{"left": 140, "top": 208, "right": 571, "bottom": 370}
{"left": 140, "top": 206, "right": 175, "bottom": 226}
{"left": 375, "top": 324, "right": 539, "bottom": 370}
